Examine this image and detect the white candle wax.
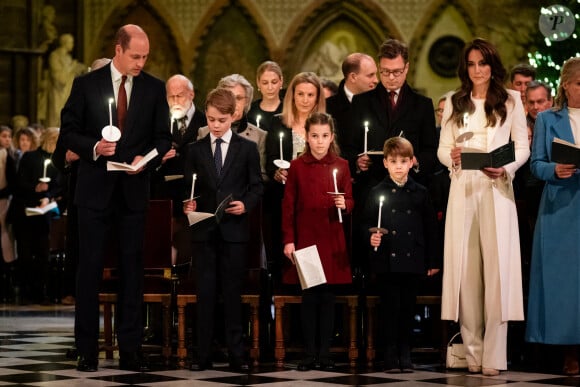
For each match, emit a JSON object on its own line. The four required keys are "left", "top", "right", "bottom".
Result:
{"left": 333, "top": 168, "right": 342, "bottom": 223}
{"left": 108, "top": 98, "right": 114, "bottom": 128}
{"left": 279, "top": 132, "right": 284, "bottom": 161}
{"left": 377, "top": 196, "right": 384, "bottom": 228}
{"left": 374, "top": 195, "right": 385, "bottom": 251}
{"left": 43, "top": 159, "right": 51, "bottom": 179}
{"left": 189, "top": 173, "right": 197, "bottom": 201}
{"left": 364, "top": 121, "right": 369, "bottom": 153}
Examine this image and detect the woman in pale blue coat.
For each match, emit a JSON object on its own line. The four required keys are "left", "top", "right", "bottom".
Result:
{"left": 526, "top": 57, "right": 580, "bottom": 375}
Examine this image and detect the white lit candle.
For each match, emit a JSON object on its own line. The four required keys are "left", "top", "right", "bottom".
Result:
{"left": 279, "top": 132, "right": 284, "bottom": 161}
{"left": 333, "top": 168, "right": 342, "bottom": 223}
{"left": 363, "top": 121, "right": 369, "bottom": 153}
{"left": 170, "top": 114, "right": 176, "bottom": 135}
{"left": 256, "top": 114, "right": 261, "bottom": 128}
{"left": 108, "top": 98, "right": 114, "bottom": 128}
{"left": 42, "top": 159, "right": 51, "bottom": 180}
{"left": 189, "top": 173, "right": 197, "bottom": 201}
{"left": 374, "top": 195, "right": 385, "bottom": 251}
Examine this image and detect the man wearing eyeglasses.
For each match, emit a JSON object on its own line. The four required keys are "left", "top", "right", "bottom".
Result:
{"left": 347, "top": 38, "right": 438, "bottom": 373}
{"left": 348, "top": 39, "right": 438, "bottom": 188}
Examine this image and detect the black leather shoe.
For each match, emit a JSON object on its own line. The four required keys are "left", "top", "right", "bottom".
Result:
{"left": 77, "top": 355, "right": 98, "bottom": 372}
{"left": 229, "top": 357, "right": 249, "bottom": 372}
{"left": 297, "top": 357, "right": 316, "bottom": 371}
{"left": 119, "top": 351, "right": 150, "bottom": 372}
{"left": 320, "top": 358, "right": 335, "bottom": 371}
{"left": 190, "top": 360, "right": 213, "bottom": 371}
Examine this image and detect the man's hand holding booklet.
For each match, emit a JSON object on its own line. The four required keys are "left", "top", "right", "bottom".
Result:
{"left": 107, "top": 148, "right": 159, "bottom": 171}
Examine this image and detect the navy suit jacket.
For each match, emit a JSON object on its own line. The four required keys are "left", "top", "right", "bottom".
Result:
{"left": 60, "top": 64, "right": 171, "bottom": 212}
{"left": 347, "top": 82, "right": 437, "bottom": 188}
{"left": 184, "top": 132, "right": 263, "bottom": 243}
{"left": 326, "top": 79, "right": 353, "bottom": 152}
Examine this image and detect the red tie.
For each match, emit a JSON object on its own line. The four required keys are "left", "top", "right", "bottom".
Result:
{"left": 389, "top": 91, "right": 397, "bottom": 108}
{"left": 117, "top": 75, "right": 127, "bottom": 131}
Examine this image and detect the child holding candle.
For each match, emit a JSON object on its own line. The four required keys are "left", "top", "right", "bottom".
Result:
{"left": 281, "top": 112, "right": 353, "bottom": 371}
{"left": 182, "top": 88, "right": 263, "bottom": 372}
{"left": 363, "top": 136, "right": 440, "bottom": 373}
{"left": 264, "top": 72, "right": 326, "bottom": 282}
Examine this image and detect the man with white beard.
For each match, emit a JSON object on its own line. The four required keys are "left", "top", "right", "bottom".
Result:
{"left": 152, "top": 74, "right": 207, "bottom": 264}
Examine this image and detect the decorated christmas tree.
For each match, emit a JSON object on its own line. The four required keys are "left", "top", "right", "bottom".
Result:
{"left": 527, "top": 1, "right": 580, "bottom": 90}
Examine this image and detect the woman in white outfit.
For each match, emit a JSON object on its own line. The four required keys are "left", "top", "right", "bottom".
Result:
{"left": 437, "top": 38, "right": 529, "bottom": 376}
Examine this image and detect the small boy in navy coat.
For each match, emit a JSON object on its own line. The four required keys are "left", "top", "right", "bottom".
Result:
{"left": 363, "top": 137, "right": 440, "bottom": 373}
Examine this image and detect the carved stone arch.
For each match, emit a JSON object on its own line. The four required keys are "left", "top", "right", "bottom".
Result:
{"left": 281, "top": 0, "right": 401, "bottom": 83}
{"left": 238, "top": 0, "right": 280, "bottom": 62}
{"left": 190, "top": 0, "right": 270, "bottom": 101}
{"left": 89, "top": 0, "right": 181, "bottom": 80}
{"left": 407, "top": 0, "right": 476, "bottom": 83}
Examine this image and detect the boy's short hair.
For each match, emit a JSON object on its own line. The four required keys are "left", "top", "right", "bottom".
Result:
{"left": 205, "top": 88, "right": 236, "bottom": 115}
{"left": 383, "top": 137, "right": 414, "bottom": 158}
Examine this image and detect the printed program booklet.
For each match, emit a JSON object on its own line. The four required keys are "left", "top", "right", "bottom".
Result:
{"left": 460, "top": 141, "right": 515, "bottom": 169}
{"left": 292, "top": 245, "right": 327, "bottom": 290}
{"left": 551, "top": 137, "right": 580, "bottom": 166}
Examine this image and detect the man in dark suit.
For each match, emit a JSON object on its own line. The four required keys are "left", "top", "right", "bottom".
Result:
{"left": 347, "top": 39, "right": 438, "bottom": 190}
{"left": 346, "top": 39, "right": 437, "bottom": 276}
{"left": 152, "top": 74, "right": 207, "bottom": 264}
{"left": 183, "top": 88, "right": 263, "bottom": 372}
{"left": 326, "top": 52, "right": 378, "bottom": 152}
{"left": 59, "top": 24, "right": 171, "bottom": 372}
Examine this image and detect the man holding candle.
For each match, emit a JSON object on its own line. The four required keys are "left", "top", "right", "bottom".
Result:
{"left": 183, "top": 88, "right": 263, "bottom": 372}
{"left": 348, "top": 39, "right": 438, "bottom": 188}
{"left": 151, "top": 74, "right": 206, "bottom": 265}
{"left": 363, "top": 137, "right": 440, "bottom": 373}
{"left": 59, "top": 24, "right": 171, "bottom": 372}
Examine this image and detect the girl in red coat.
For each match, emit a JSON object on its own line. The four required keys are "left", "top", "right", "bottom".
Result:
{"left": 282, "top": 112, "right": 353, "bottom": 370}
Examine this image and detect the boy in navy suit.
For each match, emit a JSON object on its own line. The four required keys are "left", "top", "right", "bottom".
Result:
{"left": 183, "top": 88, "right": 263, "bottom": 371}
{"left": 363, "top": 137, "right": 440, "bottom": 373}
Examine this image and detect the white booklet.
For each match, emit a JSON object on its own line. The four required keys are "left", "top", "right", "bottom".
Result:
{"left": 25, "top": 201, "right": 58, "bottom": 216}
{"left": 107, "top": 148, "right": 159, "bottom": 171}
{"left": 292, "top": 245, "right": 327, "bottom": 290}
{"left": 187, "top": 194, "right": 233, "bottom": 226}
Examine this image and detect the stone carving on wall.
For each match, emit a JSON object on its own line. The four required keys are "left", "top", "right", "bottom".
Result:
{"left": 192, "top": 4, "right": 267, "bottom": 100}
{"left": 46, "top": 34, "right": 86, "bottom": 127}
{"left": 301, "top": 32, "right": 354, "bottom": 84}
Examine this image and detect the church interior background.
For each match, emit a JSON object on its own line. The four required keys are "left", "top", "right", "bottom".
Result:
{"left": 0, "top": 0, "right": 546, "bottom": 128}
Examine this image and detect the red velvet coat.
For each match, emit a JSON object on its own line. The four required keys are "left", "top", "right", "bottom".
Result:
{"left": 281, "top": 151, "right": 353, "bottom": 284}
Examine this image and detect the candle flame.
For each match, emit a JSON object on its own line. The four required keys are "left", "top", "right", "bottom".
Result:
{"left": 192, "top": 173, "right": 197, "bottom": 180}
{"left": 279, "top": 132, "right": 284, "bottom": 138}
{"left": 108, "top": 97, "right": 114, "bottom": 104}
{"left": 379, "top": 195, "right": 385, "bottom": 203}
{"left": 364, "top": 121, "right": 369, "bottom": 130}
{"left": 44, "top": 159, "right": 51, "bottom": 166}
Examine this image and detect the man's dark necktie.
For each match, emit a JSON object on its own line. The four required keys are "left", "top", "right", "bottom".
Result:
{"left": 389, "top": 90, "right": 397, "bottom": 109}
{"left": 214, "top": 137, "right": 223, "bottom": 175}
{"left": 178, "top": 117, "right": 187, "bottom": 134}
{"left": 117, "top": 75, "right": 127, "bottom": 131}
